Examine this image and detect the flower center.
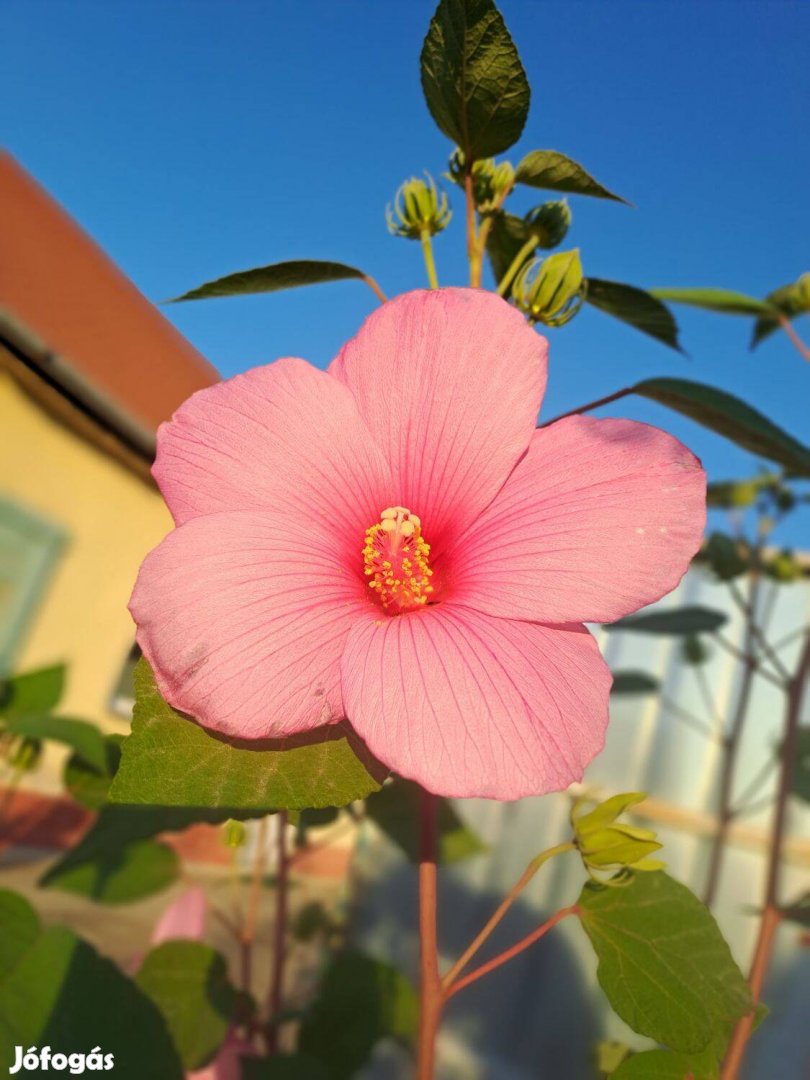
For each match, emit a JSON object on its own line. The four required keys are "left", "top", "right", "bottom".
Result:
{"left": 363, "top": 506, "right": 434, "bottom": 614}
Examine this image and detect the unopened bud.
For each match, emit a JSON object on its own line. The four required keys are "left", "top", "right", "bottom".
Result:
{"left": 386, "top": 173, "right": 451, "bottom": 239}
{"left": 446, "top": 150, "right": 514, "bottom": 211}
{"left": 513, "top": 249, "right": 585, "bottom": 327}
{"left": 525, "top": 200, "right": 572, "bottom": 249}
{"left": 765, "top": 549, "right": 802, "bottom": 583}
{"left": 221, "top": 819, "right": 247, "bottom": 848}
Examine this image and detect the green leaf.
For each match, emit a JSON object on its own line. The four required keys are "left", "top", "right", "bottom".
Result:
{"left": 0, "top": 926, "right": 183, "bottom": 1079}
{"left": 366, "top": 779, "right": 486, "bottom": 863}
{"left": 610, "top": 671, "right": 660, "bottom": 696}
{"left": 607, "top": 606, "right": 728, "bottom": 636}
{"left": 578, "top": 871, "right": 752, "bottom": 1053}
{"left": 0, "top": 663, "right": 65, "bottom": 714}
{"left": 420, "top": 0, "right": 530, "bottom": 159}
{"left": 792, "top": 728, "right": 810, "bottom": 803}
{"left": 169, "top": 260, "right": 368, "bottom": 303}
{"left": 781, "top": 891, "right": 810, "bottom": 928}
{"left": 0, "top": 890, "right": 40, "bottom": 978}
{"left": 609, "top": 1047, "right": 718, "bottom": 1079}
{"left": 515, "top": 150, "right": 628, "bottom": 203}
{"left": 243, "top": 1056, "right": 331, "bottom": 1080}
{"left": 751, "top": 273, "right": 810, "bottom": 349}
{"left": 652, "top": 287, "right": 774, "bottom": 317}
{"left": 3, "top": 713, "right": 107, "bottom": 772}
{"left": 485, "top": 211, "right": 534, "bottom": 290}
{"left": 43, "top": 836, "right": 180, "bottom": 904}
{"left": 299, "top": 951, "right": 418, "bottom": 1080}
{"left": 585, "top": 279, "right": 682, "bottom": 351}
{"left": 137, "top": 941, "right": 237, "bottom": 1070}
{"left": 633, "top": 377, "right": 810, "bottom": 476}
{"left": 109, "top": 660, "right": 385, "bottom": 811}
{"left": 63, "top": 734, "right": 124, "bottom": 810}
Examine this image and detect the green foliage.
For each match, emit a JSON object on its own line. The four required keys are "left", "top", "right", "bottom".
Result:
{"left": 0, "top": 663, "right": 65, "bottom": 714}
{"left": 607, "top": 606, "right": 728, "bottom": 636}
{"left": 170, "top": 260, "right": 368, "bottom": 303}
{"left": 109, "top": 660, "right": 385, "bottom": 811}
{"left": 682, "top": 634, "right": 711, "bottom": 666}
{"left": 515, "top": 149, "right": 628, "bottom": 203}
{"left": 578, "top": 872, "right": 752, "bottom": 1053}
{"left": 781, "top": 892, "right": 810, "bottom": 928}
{"left": 609, "top": 1046, "right": 719, "bottom": 1079}
{"left": 0, "top": 890, "right": 40, "bottom": 978}
{"left": 420, "top": 0, "right": 530, "bottom": 159}
{"left": 513, "top": 249, "right": 585, "bottom": 327}
{"left": 652, "top": 287, "right": 774, "bottom": 316}
{"left": 584, "top": 279, "right": 682, "bottom": 350}
{"left": 751, "top": 273, "right": 810, "bottom": 349}
{"left": 610, "top": 671, "right": 661, "bottom": 696}
{"left": 43, "top": 836, "right": 180, "bottom": 905}
{"left": 633, "top": 378, "right": 810, "bottom": 476}
{"left": 792, "top": 728, "right": 810, "bottom": 803}
{"left": 0, "top": 926, "right": 183, "bottom": 1078}
{"left": 572, "top": 793, "right": 663, "bottom": 877}
{"left": 366, "top": 778, "right": 486, "bottom": 864}
{"left": 2, "top": 712, "right": 107, "bottom": 772}
{"left": 486, "top": 210, "right": 534, "bottom": 288}
{"left": 704, "top": 532, "right": 751, "bottom": 581}
{"left": 524, "top": 200, "right": 572, "bottom": 249}
{"left": 299, "top": 950, "right": 418, "bottom": 1079}
{"left": 63, "top": 734, "right": 124, "bottom": 810}
{"left": 136, "top": 941, "right": 238, "bottom": 1070}
{"left": 244, "top": 1056, "right": 331, "bottom": 1080}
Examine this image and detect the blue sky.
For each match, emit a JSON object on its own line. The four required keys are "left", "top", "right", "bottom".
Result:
{"left": 3, "top": 0, "right": 809, "bottom": 543}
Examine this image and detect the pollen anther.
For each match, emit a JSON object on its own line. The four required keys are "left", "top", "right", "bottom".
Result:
{"left": 363, "top": 506, "right": 434, "bottom": 614}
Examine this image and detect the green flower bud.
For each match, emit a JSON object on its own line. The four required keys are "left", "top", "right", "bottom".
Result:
{"left": 524, "top": 200, "right": 572, "bottom": 249}
{"left": 512, "top": 249, "right": 585, "bottom": 327}
{"left": 765, "top": 548, "right": 802, "bottom": 583}
{"left": 221, "top": 818, "right": 247, "bottom": 848}
{"left": 386, "top": 173, "right": 451, "bottom": 240}
{"left": 682, "top": 634, "right": 711, "bottom": 666}
{"left": 704, "top": 531, "right": 750, "bottom": 581}
{"left": 446, "top": 150, "right": 514, "bottom": 211}
{"left": 572, "top": 792, "right": 664, "bottom": 880}
{"left": 9, "top": 736, "right": 42, "bottom": 772}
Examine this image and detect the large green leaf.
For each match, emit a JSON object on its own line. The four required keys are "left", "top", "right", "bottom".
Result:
{"left": 63, "top": 734, "right": 124, "bottom": 810}
{"left": 633, "top": 378, "right": 810, "bottom": 476}
{"left": 578, "top": 872, "right": 751, "bottom": 1053}
{"left": 585, "top": 279, "right": 682, "bottom": 351}
{"left": 137, "top": 941, "right": 237, "bottom": 1070}
{"left": 0, "top": 927, "right": 183, "bottom": 1079}
{"left": 420, "top": 0, "right": 530, "bottom": 159}
{"left": 515, "top": 150, "right": 627, "bottom": 203}
{"left": 366, "top": 779, "right": 486, "bottom": 864}
{"left": 0, "top": 664, "right": 65, "bottom": 714}
{"left": 751, "top": 273, "right": 810, "bottom": 349}
{"left": 0, "top": 890, "right": 40, "bottom": 979}
{"left": 609, "top": 1047, "right": 718, "bottom": 1079}
{"left": 792, "top": 728, "right": 810, "bottom": 803}
{"left": 299, "top": 951, "right": 418, "bottom": 1079}
{"left": 43, "top": 837, "right": 180, "bottom": 904}
{"left": 3, "top": 713, "right": 107, "bottom": 772}
{"left": 610, "top": 671, "right": 660, "bottom": 696}
{"left": 169, "top": 260, "right": 368, "bottom": 303}
{"left": 607, "top": 606, "right": 728, "bottom": 636}
{"left": 652, "top": 287, "right": 774, "bottom": 316}
{"left": 485, "top": 211, "right": 534, "bottom": 289}
{"left": 109, "top": 660, "right": 385, "bottom": 811}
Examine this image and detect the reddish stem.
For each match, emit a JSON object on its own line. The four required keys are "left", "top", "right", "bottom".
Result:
{"left": 417, "top": 789, "right": 442, "bottom": 1080}
{"left": 265, "top": 811, "right": 289, "bottom": 1053}
{"left": 538, "top": 387, "right": 635, "bottom": 428}
{"left": 778, "top": 314, "right": 810, "bottom": 363}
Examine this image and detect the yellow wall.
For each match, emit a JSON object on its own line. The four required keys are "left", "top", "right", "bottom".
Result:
{"left": 1, "top": 372, "right": 173, "bottom": 794}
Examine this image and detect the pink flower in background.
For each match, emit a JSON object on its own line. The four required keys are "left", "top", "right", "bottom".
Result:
{"left": 131, "top": 289, "right": 705, "bottom": 799}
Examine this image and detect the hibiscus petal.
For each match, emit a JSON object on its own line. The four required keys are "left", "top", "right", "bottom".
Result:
{"left": 330, "top": 289, "right": 547, "bottom": 553}
{"left": 341, "top": 605, "right": 610, "bottom": 799}
{"left": 150, "top": 886, "right": 207, "bottom": 946}
{"left": 130, "top": 509, "right": 374, "bottom": 739}
{"left": 154, "top": 357, "right": 393, "bottom": 532}
{"left": 450, "top": 417, "right": 706, "bottom": 624}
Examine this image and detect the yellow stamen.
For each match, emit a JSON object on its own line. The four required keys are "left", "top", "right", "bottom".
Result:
{"left": 363, "top": 506, "right": 434, "bottom": 614}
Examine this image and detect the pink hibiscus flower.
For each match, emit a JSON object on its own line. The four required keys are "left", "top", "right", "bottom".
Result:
{"left": 131, "top": 289, "right": 705, "bottom": 800}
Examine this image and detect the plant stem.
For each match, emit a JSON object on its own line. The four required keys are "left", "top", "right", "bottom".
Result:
{"left": 241, "top": 816, "right": 269, "bottom": 992}
{"left": 265, "top": 811, "right": 289, "bottom": 1053}
{"left": 778, "top": 314, "right": 810, "bottom": 362}
{"left": 728, "top": 579, "right": 792, "bottom": 683}
{"left": 362, "top": 275, "right": 388, "bottom": 305}
{"left": 464, "top": 170, "right": 477, "bottom": 286}
{"left": 445, "top": 906, "right": 578, "bottom": 999}
{"left": 420, "top": 231, "right": 439, "bottom": 290}
{"left": 538, "top": 386, "right": 636, "bottom": 428}
{"left": 721, "top": 631, "right": 810, "bottom": 1079}
{"left": 417, "top": 789, "right": 442, "bottom": 1080}
{"left": 441, "top": 841, "right": 574, "bottom": 992}
{"left": 495, "top": 236, "right": 538, "bottom": 298}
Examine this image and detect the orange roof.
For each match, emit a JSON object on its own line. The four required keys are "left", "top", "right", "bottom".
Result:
{"left": 0, "top": 152, "right": 217, "bottom": 432}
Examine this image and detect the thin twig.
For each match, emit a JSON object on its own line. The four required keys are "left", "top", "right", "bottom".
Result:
{"left": 265, "top": 812, "right": 289, "bottom": 1054}
{"left": 240, "top": 817, "right": 269, "bottom": 992}
{"left": 362, "top": 275, "right": 387, "bottom": 305}
{"left": 538, "top": 387, "right": 636, "bottom": 428}
{"left": 728, "top": 579, "right": 792, "bottom": 683}
{"left": 778, "top": 314, "right": 810, "bottom": 363}
{"left": 417, "top": 790, "right": 442, "bottom": 1080}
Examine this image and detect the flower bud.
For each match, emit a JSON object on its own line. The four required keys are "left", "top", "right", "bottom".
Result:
{"left": 524, "top": 200, "right": 572, "bottom": 249}
{"left": 221, "top": 818, "right": 247, "bottom": 848}
{"left": 446, "top": 150, "right": 514, "bottom": 211}
{"left": 572, "top": 791, "right": 664, "bottom": 881}
{"left": 704, "top": 531, "right": 750, "bottom": 581}
{"left": 682, "top": 634, "right": 710, "bottom": 666}
{"left": 765, "top": 548, "right": 802, "bottom": 583}
{"left": 386, "top": 173, "right": 451, "bottom": 239}
{"left": 513, "top": 249, "right": 585, "bottom": 327}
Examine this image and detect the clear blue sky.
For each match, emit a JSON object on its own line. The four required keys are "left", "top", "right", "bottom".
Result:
{"left": 3, "top": 0, "right": 809, "bottom": 544}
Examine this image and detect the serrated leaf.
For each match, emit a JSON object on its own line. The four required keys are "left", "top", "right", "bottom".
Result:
{"left": 169, "top": 260, "right": 368, "bottom": 303}
{"left": 0, "top": 664, "right": 65, "bottom": 714}
{"left": 109, "top": 660, "right": 385, "bottom": 811}
{"left": 420, "top": 0, "right": 530, "bottom": 159}
{"left": 137, "top": 941, "right": 237, "bottom": 1070}
{"left": 610, "top": 671, "right": 660, "bottom": 696}
{"left": 0, "top": 890, "right": 40, "bottom": 978}
{"left": 633, "top": 378, "right": 810, "bottom": 476}
{"left": 515, "top": 150, "right": 627, "bottom": 203}
{"left": 585, "top": 278, "right": 682, "bottom": 351}
{"left": 63, "top": 734, "right": 124, "bottom": 810}
{"left": 366, "top": 779, "right": 486, "bottom": 864}
{"left": 578, "top": 872, "right": 751, "bottom": 1053}
{"left": 792, "top": 728, "right": 810, "bottom": 803}
{"left": 607, "top": 606, "right": 728, "bottom": 636}
{"left": 3, "top": 713, "right": 107, "bottom": 772}
{"left": 751, "top": 273, "right": 810, "bottom": 349}
{"left": 652, "top": 287, "right": 774, "bottom": 317}
{"left": 0, "top": 927, "right": 183, "bottom": 1079}
{"left": 299, "top": 951, "right": 418, "bottom": 1080}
